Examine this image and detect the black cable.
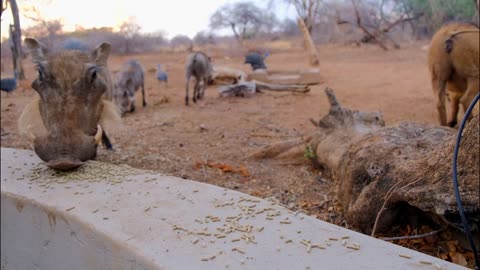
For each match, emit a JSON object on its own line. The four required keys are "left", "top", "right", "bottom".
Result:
{"left": 452, "top": 92, "right": 480, "bottom": 270}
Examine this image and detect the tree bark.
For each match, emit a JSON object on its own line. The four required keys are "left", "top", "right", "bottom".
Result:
{"left": 250, "top": 88, "right": 479, "bottom": 234}
{"left": 9, "top": 0, "right": 25, "bottom": 80}
{"left": 210, "top": 66, "right": 247, "bottom": 85}
{"left": 218, "top": 80, "right": 310, "bottom": 97}
{"left": 297, "top": 18, "right": 320, "bottom": 67}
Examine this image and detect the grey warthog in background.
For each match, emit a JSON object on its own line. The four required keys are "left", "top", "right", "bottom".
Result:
{"left": 113, "top": 60, "right": 146, "bottom": 115}
{"left": 185, "top": 52, "right": 212, "bottom": 105}
{"left": 18, "top": 38, "right": 120, "bottom": 170}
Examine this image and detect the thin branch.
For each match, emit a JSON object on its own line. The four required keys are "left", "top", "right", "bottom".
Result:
{"left": 351, "top": 0, "right": 388, "bottom": 50}
{"left": 371, "top": 178, "right": 424, "bottom": 237}
{"left": 371, "top": 180, "right": 406, "bottom": 237}
{"left": 379, "top": 12, "right": 424, "bottom": 34}
{"left": 379, "top": 0, "right": 387, "bottom": 25}
{"left": 380, "top": 227, "right": 446, "bottom": 241}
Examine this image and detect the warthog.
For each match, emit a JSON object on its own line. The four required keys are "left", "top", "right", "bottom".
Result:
{"left": 113, "top": 60, "right": 146, "bottom": 115}
{"left": 18, "top": 38, "right": 120, "bottom": 170}
{"left": 185, "top": 52, "right": 212, "bottom": 105}
{"left": 428, "top": 22, "right": 479, "bottom": 127}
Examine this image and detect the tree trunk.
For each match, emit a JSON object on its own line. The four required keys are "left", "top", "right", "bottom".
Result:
{"left": 9, "top": 0, "right": 25, "bottom": 80}
{"left": 218, "top": 80, "right": 310, "bottom": 97}
{"left": 297, "top": 18, "right": 320, "bottom": 67}
{"left": 250, "top": 88, "right": 479, "bottom": 234}
{"left": 210, "top": 66, "right": 247, "bottom": 85}
{"left": 475, "top": 0, "right": 479, "bottom": 25}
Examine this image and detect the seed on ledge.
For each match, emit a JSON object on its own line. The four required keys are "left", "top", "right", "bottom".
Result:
{"left": 232, "top": 247, "right": 245, "bottom": 254}
{"left": 300, "top": 239, "right": 310, "bottom": 246}
{"left": 398, "top": 254, "right": 411, "bottom": 259}
{"left": 346, "top": 244, "right": 360, "bottom": 250}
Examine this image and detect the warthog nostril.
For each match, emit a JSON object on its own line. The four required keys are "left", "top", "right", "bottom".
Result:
{"left": 46, "top": 158, "right": 84, "bottom": 171}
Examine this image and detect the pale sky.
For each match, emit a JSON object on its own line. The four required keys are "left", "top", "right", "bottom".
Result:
{"left": 1, "top": 0, "right": 294, "bottom": 40}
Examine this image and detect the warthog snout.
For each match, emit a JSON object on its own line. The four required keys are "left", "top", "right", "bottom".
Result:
{"left": 33, "top": 127, "right": 103, "bottom": 170}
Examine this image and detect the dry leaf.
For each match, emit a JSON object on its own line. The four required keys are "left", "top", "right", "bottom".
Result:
{"left": 451, "top": 253, "right": 468, "bottom": 267}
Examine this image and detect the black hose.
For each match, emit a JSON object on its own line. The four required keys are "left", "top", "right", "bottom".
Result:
{"left": 452, "top": 92, "right": 480, "bottom": 270}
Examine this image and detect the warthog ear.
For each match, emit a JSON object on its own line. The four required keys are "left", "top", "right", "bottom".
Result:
{"left": 91, "top": 43, "right": 111, "bottom": 66}
{"left": 24, "top": 38, "right": 48, "bottom": 64}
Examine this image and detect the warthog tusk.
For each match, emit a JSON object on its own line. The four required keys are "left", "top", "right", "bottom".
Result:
{"left": 94, "top": 125, "right": 103, "bottom": 145}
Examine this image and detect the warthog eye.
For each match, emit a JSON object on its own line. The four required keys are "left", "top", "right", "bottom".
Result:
{"left": 87, "top": 66, "right": 98, "bottom": 84}
{"left": 36, "top": 64, "right": 46, "bottom": 82}
{"left": 32, "top": 64, "right": 46, "bottom": 92}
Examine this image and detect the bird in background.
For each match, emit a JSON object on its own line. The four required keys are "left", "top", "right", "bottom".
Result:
{"left": 244, "top": 51, "right": 269, "bottom": 71}
{"left": 156, "top": 64, "right": 168, "bottom": 88}
{"left": 1, "top": 71, "right": 18, "bottom": 94}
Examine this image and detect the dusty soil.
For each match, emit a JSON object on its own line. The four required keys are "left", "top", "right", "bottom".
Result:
{"left": 3, "top": 42, "right": 473, "bottom": 267}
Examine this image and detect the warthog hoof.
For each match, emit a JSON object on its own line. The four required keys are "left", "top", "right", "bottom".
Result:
{"left": 448, "top": 120, "right": 457, "bottom": 128}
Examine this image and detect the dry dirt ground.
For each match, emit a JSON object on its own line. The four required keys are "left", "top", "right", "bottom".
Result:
{"left": 1, "top": 42, "right": 473, "bottom": 267}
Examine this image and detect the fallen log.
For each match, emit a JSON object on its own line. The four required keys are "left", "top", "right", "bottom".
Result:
{"left": 210, "top": 66, "right": 247, "bottom": 85}
{"left": 250, "top": 87, "right": 479, "bottom": 234}
{"left": 218, "top": 80, "right": 310, "bottom": 97}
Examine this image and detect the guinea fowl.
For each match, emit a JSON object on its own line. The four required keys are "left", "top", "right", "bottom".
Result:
{"left": 1, "top": 71, "right": 18, "bottom": 93}
{"left": 156, "top": 64, "right": 168, "bottom": 87}
{"left": 244, "top": 52, "right": 268, "bottom": 71}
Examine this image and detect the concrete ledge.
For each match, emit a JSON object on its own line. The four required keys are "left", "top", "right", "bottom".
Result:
{"left": 1, "top": 148, "right": 466, "bottom": 270}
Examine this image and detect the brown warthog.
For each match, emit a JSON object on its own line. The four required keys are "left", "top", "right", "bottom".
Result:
{"left": 113, "top": 60, "right": 146, "bottom": 115}
{"left": 428, "top": 22, "right": 479, "bottom": 127}
{"left": 18, "top": 38, "right": 120, "bottom": 170}
{"left": 185, "top": 52, "right": 212, "bottom": 105}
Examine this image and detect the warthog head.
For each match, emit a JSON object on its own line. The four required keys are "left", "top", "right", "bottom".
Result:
{"left": 18, "top": 38, "right": 119, "bottom": 170}
{"left": 113, "top": 78, "right": 135, "bottom": 115}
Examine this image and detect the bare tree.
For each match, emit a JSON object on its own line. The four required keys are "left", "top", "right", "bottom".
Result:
{"left": 393, "top": 0, "right": 475, "bottom": 37}
{"left": 285, "top": 0, "right": 322, "bottom": 34}
{"left": 8, "top": 0, "right": 25, "bottom": 79}
{"left": 258, "top": 12, "right": 279, "bottom": 36}
{"left": 118, "top": 17, "right": 141, "bottom": 54}
{"left": 209, "top": 2, "right": 264, "bottom": 44}
{"left": 337, "top": 0, "right": 423, "bottom": 50}
{"left": 170, "top": 34, "right": 193, "bottom": 51}
{"left": 23, "top": 19, "right": 63, "bottom": 46}
{"left": 193, "top": 31, "right": 215, "bottom": 46}
{"left": 279, "top": 18, "right": 301, "bottom": 37}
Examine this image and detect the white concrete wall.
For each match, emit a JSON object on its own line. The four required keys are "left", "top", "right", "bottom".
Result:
{"left": 1, "top": 148, "right": 467, "bottom": 270}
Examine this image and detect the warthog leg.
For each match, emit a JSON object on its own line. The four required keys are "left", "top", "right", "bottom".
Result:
{"left": 101, "top": 131, "right": 113, "bottom": 150}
